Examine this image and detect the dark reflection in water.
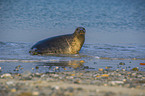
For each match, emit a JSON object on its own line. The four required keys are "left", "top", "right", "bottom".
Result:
{"left": 36, "top": 60, "right": 85, "bottom": 72}
{"left": 0, "top": 60, "right": 86, "bottom": 74}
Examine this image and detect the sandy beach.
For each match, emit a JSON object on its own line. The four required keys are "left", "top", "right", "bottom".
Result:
{"left": 0, "top": 70, "right": 145, "bottom": 96}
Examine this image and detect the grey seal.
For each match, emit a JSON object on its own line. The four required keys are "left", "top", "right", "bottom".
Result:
{"left": 29, "top": 27, "right": 86, "bottom": 55}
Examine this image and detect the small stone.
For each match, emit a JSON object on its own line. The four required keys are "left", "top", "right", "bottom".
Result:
{"left": 101, "top": 74, "right": 109, "bottom": 77}
{"left": 6, "top": 81, "right": 14, "bottom": 85}
{"left": 131, "top": 73, "right": 136, "bottom": 76}
{"left": 64, "top": 68, "right": 67, "bottom": 70}
{"left": 119, "top": 62, "right": 125, "bottom": 65}
{"left": 55, "top": 67, "right": 59, "bottom": 69}
{"left": 32, "top": 91, "right": 39, "bottom": 96}
{"left": 74, "top": 80, "right": 81, "bottom": 84}
{"left": 99, "top": 68, "right": 103, "bottom": 71}
{"left": 110, "top": 81, "right": 124, "bottom": 85}
{"left": 1, "top": 73, "right": 12, "bottom": 78}
{"left": 70, "top": 74, "right": 75, "bottom": 76}
{"left": 21, "top": 68, "right": 24, "bottom": 70}
{"left": 35, "top": 66, "right": 39, "bottom": 69}
{"left": 80, "top": 60, "right": 85, "bottom": 63}
{"left": 53, "top": 74, "right": 59, "bottom": 77}
{"left": 104, "top": 84, "right": 108, "bottom": 86}
{"left": 11, "top": 88, "right": 16, "bottom": 93}
{"left": 132, "top": 67, "right": 139, "bottom": 71}
{"left": 52, "top": 86, "right": 59, "bottom": 90}
{"left": 105, "top": 66, "right": 112, "bottom": 69}
{"left": 96, "top": 75, "right": 100, "bottom": 77}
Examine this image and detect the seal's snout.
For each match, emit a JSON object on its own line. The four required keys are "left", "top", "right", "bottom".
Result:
{"left": 75, "top": 27, "right": 86, "bottom": 35}
{"left": 80, "top": 30, "right": 85, "bottom": 34}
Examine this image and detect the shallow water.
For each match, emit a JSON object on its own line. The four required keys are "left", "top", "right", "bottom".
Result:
{"left": 0, "top": 42, "right": 145, "bottom": 73}
{"left": 0, "top": 0, "right": 145, "bottom": 73}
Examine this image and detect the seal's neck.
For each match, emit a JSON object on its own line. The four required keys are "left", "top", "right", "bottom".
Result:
{"left": 73, "top": 34, "right": 85, "bottom": 49}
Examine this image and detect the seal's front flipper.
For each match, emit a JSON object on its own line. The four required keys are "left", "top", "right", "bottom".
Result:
{"left": 29, "top": 48, "right": 41, "bottom": 55}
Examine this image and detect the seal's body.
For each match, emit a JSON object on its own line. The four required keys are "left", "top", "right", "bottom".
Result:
{"left": 29, "top": 27, "right": 86, "bottom": 55}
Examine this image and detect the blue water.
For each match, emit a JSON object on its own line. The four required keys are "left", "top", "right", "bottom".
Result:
{"left": 0, "top": 0, "right": 145, "bottom": 73}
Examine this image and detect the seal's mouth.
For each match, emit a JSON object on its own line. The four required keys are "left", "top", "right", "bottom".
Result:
{"left": 79, "top": 30, "right": 85, "bottom": 34}
{"left": 80, "top": 32, "right": 85, "bottom": 34}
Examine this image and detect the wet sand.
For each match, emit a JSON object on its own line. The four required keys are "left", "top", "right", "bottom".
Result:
{"left": 0, "top": 70, "right": 145, "bottom": 96}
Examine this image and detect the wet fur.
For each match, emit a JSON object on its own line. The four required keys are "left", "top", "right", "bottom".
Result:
{"left": 30, "top": 27, "right": 85, "bottom": 55}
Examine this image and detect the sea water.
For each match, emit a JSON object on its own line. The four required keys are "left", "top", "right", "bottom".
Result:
{"left": 0, "top": 0, "right": 145, "bottom": 73}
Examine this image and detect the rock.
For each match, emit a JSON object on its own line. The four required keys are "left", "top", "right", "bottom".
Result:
{"left": 109, "top": 81, "right": 124, "bottom": 85}
{"left": 32, "top": 91, "right": 39, "bottom": 96}
{"left": 1, "top": 73, "right": 12, "bottom": 78}
{"left": 99, "top": 68, "right": 103, "bottom": 71}
{"left": 74, "top": 80, "right": 81, "bottom": 84}
{"left": 6, "top": 81, "right": 14, "bottom": 85}
{"left": 11, "top": 88, "right": 16, "bottom": 93}
{"left": 119, "top": 62, "right": 125, "bottom": 65}
{"left": 132, "top": 67, "right": 139, "bottom": 71}
{"left": 101, "top": 74, "right": 109, "bottom": 77}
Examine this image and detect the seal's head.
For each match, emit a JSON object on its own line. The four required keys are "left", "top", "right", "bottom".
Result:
{"left": 73, "top": 27, "right": 86, "bottom": 37}
{"left": 73, "top": 27, "right": 86, "bottom": 50}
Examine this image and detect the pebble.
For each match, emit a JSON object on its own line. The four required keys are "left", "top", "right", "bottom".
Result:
{"left": 119, "top": 62, "right": 125, "bottom": 65}
{"left": 74, "top": 80, "right": 81, "bottom": 84}
{"left": 109, "top": 81, "right": 124, "bottom": 85}
{"left": 11, "top": 88, "right": 16, "bottom": 93}
{"left": 99, "top": 68, "right": 103, "bottom": 71}
{"left": 0, "top": 70, "right": 145, "bottom": 96}
{"left": 6, "top": 81, "right": 14, "bottom": 85}
{"left": 132, "top": 67, "right": 139, "bottom": 71}
{"left": 1, "top": 73, "right": 12, "bottom": 78}
{"left": 32, "top": 91, "right": 39, "bottom": 96}
{"left": 101, "top": 74, "right": 109, "bottom": 77}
